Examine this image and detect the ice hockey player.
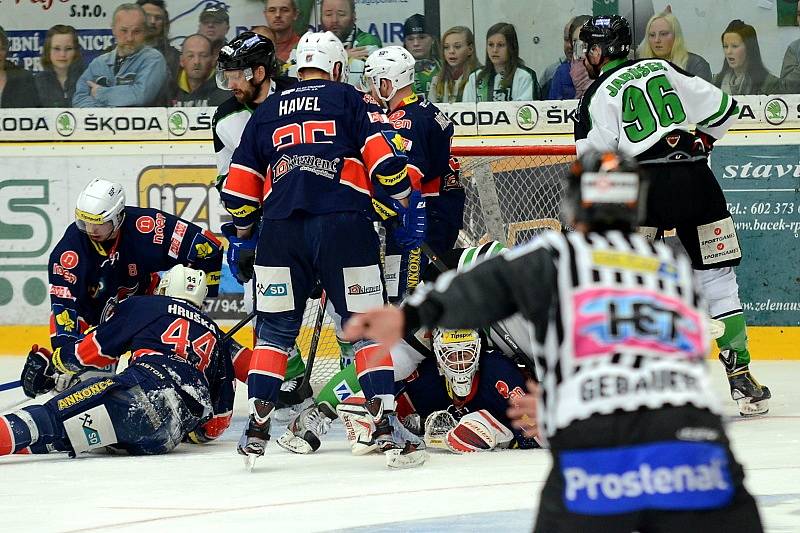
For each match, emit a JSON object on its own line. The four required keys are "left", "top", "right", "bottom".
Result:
{"left": 219, "top": 31, "right": 427, "bottom": 468}
{"left": 47, "top": 178, "right": 223, "bottom": 384}
{"left": 573, "top": 15, "right": 769, "bottom": 416}
{"left": 213, "top": 31, "right": 310, "bottom": 419}
{"left": 362, "top": 46, "right": 464, "bottom": 302}
{"left": 2, "top": 265, "right": 235, "bottom": 457}
{"left": 345, "top": 151, "right": 764, "bottom": 532}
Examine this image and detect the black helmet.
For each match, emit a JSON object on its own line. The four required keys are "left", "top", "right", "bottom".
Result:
{"left": 562, "top": 151, "right": 646, "bottom": 232}
{"left": 216, "top": 31, "right": 276, "bottom": 86}
{"left": 579, "top": 15, "right": 631, "bottom": 61}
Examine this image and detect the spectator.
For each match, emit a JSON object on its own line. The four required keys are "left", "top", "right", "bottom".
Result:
{"left": 462, "top": 22, "right": 539, "bottom": 102}
{"left": 428, "top": 26, "right": 479, "bottom": 103}
{"left": 319, "top": 0, "right": 381, "bottom": 87}
{"left": 198, "top": 5, "right": 230, "bottom": 58}
{"left": 263, "top": 0, "right": 300, "bottom": 65}
{"left": 779, "top": 5, "right": 800, "bottom": 93}
{"left": 73, "top": 4, "right": 167, "bottom": 107}
{"left": 251, "top": 25, "right": 289, "bottom": 76}
{"left": 173, "top": 34, "right": 227, "bottom": 107}
{"left": 713, "top": 19, "right": 780, "bottom": 95}
{"left": 34, "top": 25, "right": 85, "bottom": 107}
{"left": 0, "top": 26, "right": 40, "bottom": 108}
{"left": 547, "top": 14, "right": 592, "bottom": 100}
{"left": 136, "top": 0, "right": 180, "bottom": 82}
{"left": 403, "top": 13, "right": 439, "bottom": 97}
{"left": 637, "top": 10, "right": 712, "bottom": 82}
{"left": 540, "top": 16, "right": 576, "bottom": 98}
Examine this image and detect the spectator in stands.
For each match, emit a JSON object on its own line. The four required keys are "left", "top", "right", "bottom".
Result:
{"left": 198, "top": 5, "right": 230, "bottom": 58}
{"left": 713, "top": 19, "right": 780, "bottom": 95}
{"left": 540, "top": 16, "right": 576, "bottom": 98}
{"left": 319, "top": 0, "right": 381, "bottom": 86}
{"left": 547, "top": 14, "right": 592, "bottom": 100}
{"left": 779, "top": 6, "right": 800, "bottom": 93}
{"left": 0, "top": 26, "right": 40, "bottom": 108}
{"left": 73, "top": 3, "right": 167, "bottom": 107}
{"left": 136, "top": 0, "right": 179, "bottom": 81}
{"left": 403, "top": 13, "right": 439, "bottom": 97}
{"left": 637, "top": 10, "right": 712, "bottom": 82}
{"left": 173, "top": 34, "right": 227, "bottom": 107}
{"left": 428, "top": 26, "right": 479, "bottom": 103}
{"left": 462, "top": 22, "right": 539, "bottom": 102}
{"left": 34, "top": 25, "right": 85, "bottom": 107}
{"left": 251, "top": 25, "right": 289, "bottom": 77}
{"left": 264, "top": 0, "right": 300, "bottom": 66}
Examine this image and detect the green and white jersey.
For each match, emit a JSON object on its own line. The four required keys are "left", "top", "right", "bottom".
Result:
{"left": 574, "top": 58, "right": 738, "bottom": 161}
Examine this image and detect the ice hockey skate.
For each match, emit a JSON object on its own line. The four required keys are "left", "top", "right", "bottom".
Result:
{"left": 277, "top": 404, "right": 332, "bottom": 454}
{"left": 238, "top": 399, "right": 275, "bottom": 471}
{"left": 720, "top": 350, "right": 771, "bottom": 416}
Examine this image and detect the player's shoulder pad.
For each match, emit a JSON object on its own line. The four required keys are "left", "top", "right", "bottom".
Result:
{"left": 49, "top": 223, "right": 86, "bottom": 259}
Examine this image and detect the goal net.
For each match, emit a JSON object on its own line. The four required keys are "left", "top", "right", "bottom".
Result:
{"left": 296, "top": 144, "right": 577, "bottom": 385}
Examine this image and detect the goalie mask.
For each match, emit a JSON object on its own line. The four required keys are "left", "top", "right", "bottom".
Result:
{"left": 75, "top": 178, "right": 126, "bottom": 241}
{"left": 157, "top": 265, "right": 208, "bottom": 308}
{"left": 433, "top": 328, "right": 481, "bottom": 399}
{"left": 562, "top": 150, "right": 647, "bottom": 232}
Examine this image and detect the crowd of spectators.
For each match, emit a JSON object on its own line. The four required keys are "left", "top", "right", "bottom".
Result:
{"left": 1, "top": 1, "right": 800, "bottom": 109}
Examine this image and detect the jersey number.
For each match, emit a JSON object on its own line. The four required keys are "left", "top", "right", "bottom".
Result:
{"left": 160, "top": 318, "right": 216, "bottom": 372}
{"left": 621, "top": 74, "right": 687, "bottom": 143}
{"left": 273, "top": 120, "right": 337, "bottom": 150}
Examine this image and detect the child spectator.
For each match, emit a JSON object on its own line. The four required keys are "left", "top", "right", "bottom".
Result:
{"left": 0, "top": 26, "right": 40, "bottom": 108}
{"left": 547, "top": 15, "right": 591, "bottom": 100}
{"left": 403, "top": 13, "right": 439, "bottom": 97}
{"left": 638, "top": 10, "right": 712, "bottom": 82}
{"left": 429, "top": 26, "right": 480, "bottom": 103}
{"left": 34, "top": 25, "right": 85, "bottom": 107}
{"left": 462, "top": 22, "right": 539, "bottom": 102}
{"left": 713, "top": 19, "right": 780, "bottom": 95}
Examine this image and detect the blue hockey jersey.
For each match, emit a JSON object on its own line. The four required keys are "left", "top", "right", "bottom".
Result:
{"left": 402, "top": 350, "right": 537, "bottom": 449}
{"left": 384, "top": 94, "right": 464, "bottom": 230}
{"left": 220, "top": 79, "right": 412, "bottom": 228}
{"left": 52, "top": 294, "right": 235, "bottom": 441}
{"left": 48, "top": 206, "right": 223, "bottom": 350}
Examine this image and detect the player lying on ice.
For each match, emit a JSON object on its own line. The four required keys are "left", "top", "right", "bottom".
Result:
{"left": 1, "top": 265, "right": 236, "bottom": 457}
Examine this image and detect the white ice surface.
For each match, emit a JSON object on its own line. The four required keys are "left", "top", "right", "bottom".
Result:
{"left": 0, "top": 358, "right": 798, "bottom": 533}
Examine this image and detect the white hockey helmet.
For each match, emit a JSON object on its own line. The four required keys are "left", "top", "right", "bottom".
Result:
{"left": 433, "top": 328, "right": 481, "bottom": 398}
{"left": 74, "top": 178, "right": 126, "bottom": 235}
{"left": 363, "top": 46, "right": 415, "bottom": 103}
{"left": 157, "top": 265, "right": 208, "bottom": 308}
{"left": 295, "top": 31, "right": 349, "bottom": 82}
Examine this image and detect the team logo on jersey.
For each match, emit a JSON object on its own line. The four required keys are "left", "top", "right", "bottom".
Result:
{"left": 59, "top": 251, "right": 79, "bottom": 270}
{"left": 495, "top": 380, "right": 525, "bottom": 400}
{"left": 333, "top": 381, "right": 354, "bottom": 402}
{"left": 136, "top": 216, "right": 155, "bottom": 233}
{"left": 49, "top": 285, "right": 74, "bottom": 300}
{"left": 382, "top": 131, "right": 409, "bottom": 154}
{"left": 516, "top": 104, "right": 538, "bottom": 131}
{"left": 54, "top": 308, "right": 77, "bottom": 332}
{"left": 52, "top": 264, "right": 77, "bottom": 284}
{"left": 764, "top": 98, "right": 788, "bottom": 126}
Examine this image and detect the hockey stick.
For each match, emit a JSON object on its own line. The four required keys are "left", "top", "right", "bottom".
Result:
{"left": 300, "top": 291, "right": 327, "bottom": 389}
{"left": 418, "top": 241, "right": 539, "bottom": 380}
{"left": 221, "top": 310, "right": 256, "bottom": 343}
{"left": 0, "top": 380, "right": 21, "bottom": 393}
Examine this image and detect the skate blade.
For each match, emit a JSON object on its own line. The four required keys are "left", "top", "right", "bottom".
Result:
{"left": 243, "top": 453, "right": 259, "bottom": 472}
{"left": 737, "top": 398, "right": 769, "bottom": 417}
{"left": 385, "top": 448, "right": 428, "bottom": 469}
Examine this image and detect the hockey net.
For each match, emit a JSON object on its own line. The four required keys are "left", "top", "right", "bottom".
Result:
{"left": 297, "top": 144, "right": 577, "bottom": 385}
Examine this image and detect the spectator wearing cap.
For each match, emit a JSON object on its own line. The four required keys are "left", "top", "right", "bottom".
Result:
{"left": 73, "top": 4, "right": 167, "bottom": 107}
{"left": 198, "top": 5, "right": 230, "bottom": 58}
{"left": 35, "top": 25, "right": 85, "bottom": 107}
{"left": 173, "top": 34, "right": 228, "bottom": 107}
{"left": 403, "top": 13, "right": 440, "bottom": 97}
{"left": 319, "top": 0, "right": 381, "bottom": 87}
{"left": 547, "top": 14, "right": 592, "bottom": 100}
{"left": 0, "top": 26, "right": 41, "bottom": 107}
{"left": 263, "top": 0, "right": 300, "bottom": 65}
{"left": 136, "top": 0, "right": 180, "bottom": 89}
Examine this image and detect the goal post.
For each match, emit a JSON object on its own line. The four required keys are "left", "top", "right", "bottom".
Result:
{"left": 296, "top": 143, "right": 577, "bottom": 385}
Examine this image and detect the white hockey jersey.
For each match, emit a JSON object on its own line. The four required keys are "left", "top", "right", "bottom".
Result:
{"left": 574, "top": 58, "right": 738, "bottom": 161}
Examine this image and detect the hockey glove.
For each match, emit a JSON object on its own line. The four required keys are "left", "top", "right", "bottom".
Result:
{"left": 390, "top": 190, "right": 427, "bottom": 251}
{"left": 221, "top": 222, "right": 257, "bottom": 284}
{"left": 694, "top": 131, "right": 716, "bottom": 154}
{"left": 21, "top": 344, "right": 56, "bottom": 398}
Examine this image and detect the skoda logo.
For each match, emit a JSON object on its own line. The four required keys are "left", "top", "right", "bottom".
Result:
{"left": 516, "top": 104, "right": 538, "bottom": 131}
{"left": 168, "top": 110, "right": 189, "bottom": 136}
{"left": 764, "top": 98, "right": 788, "bottom": 126}
{"left": 56, "top": 111, "right": 76, "bottom": 137}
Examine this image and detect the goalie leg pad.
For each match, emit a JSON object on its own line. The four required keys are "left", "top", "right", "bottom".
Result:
{"left": 336, "top": 397, "right": 377, "bottom": 455}
{"left": 445, "top": 410, "right": 514, "bottom": 454}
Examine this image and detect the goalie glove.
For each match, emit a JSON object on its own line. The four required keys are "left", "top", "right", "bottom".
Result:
{"left": 444, "top": 409, "right": 514, "bottom": 454}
